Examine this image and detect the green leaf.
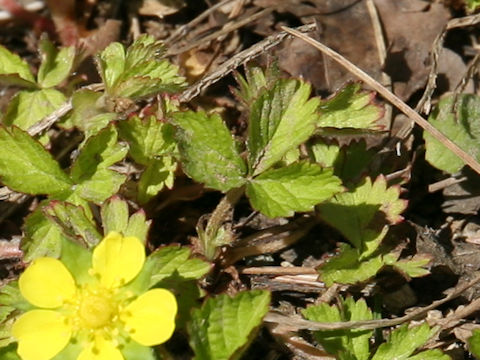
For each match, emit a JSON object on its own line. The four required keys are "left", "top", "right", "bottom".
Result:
{"left": 371, "top": 323, "right": 437, "bottom": 360}
{"left": 0, "top": 126, "right": 72, "bottom": 195}
{"left": 302, "top": 297, "right": 373, "bottom": 360}
{"left": 392, "top": 255, "right": 431, "bottom": 279}
{"left": 317, "top": 176, "right": 406, "bottom": 255}
{"left": 3, "top": 89, "right": 66, "bottom": 130}
{"left": 407, "top": 349, "right": 451, "bottom": 360}
{"left": 0, "top": 281, "right": 32, "bottom": 312}
{"left": 469, "top": 329, "right": 480, "bottom": 359}
{"left": 37, "top": 39, "right": 75, "bottom": 88}
{"left": 0, "top": 344, "right": 21, "bottom": 359}
{"left": 60, "top": 237, "right": 93, "bottom": 285}
{"left": 245, "top": 162, "right": 342, "bottom": 218}
{"left": 248, "top": 79, "right": 319, "bottom": 175}
{"left": 70, "top": 126, "right": 128, "bottom": 203}
{"left": 317, "top": 83, "right": 384, "bottom": 130}
{"left": 320, "top": 244, "right": 385, "bottom": 286}
{"left": 124, "top": 210, "right": 151, "bottom": 244}
{"left": 232, "top": 64, "right": 280, "bottom": 105}
{"left": 138, "top": 157, "right": 177, "bottom": 204}
{"left": 126, "top": 246, "right": 211, "bottom": 294}
{"left": 467, "top": 0, "right": 480, "bottom": 11}
{"left": 101, "top": 196, "right": 129, "bottom": 235}
{"left": 171, "top": 111, "right": 247, "bottom": 192}
{"left": 120, "top": 340, "right": 156, "bottom": 360}
{"left": 97, "top": 42, "right": 125, "bottom": 91}
{"left": 43, "top": 201, "right": 102, "bottom": 247}
{"left": 118, "top": 115, "right": 176, "bottom": 165}
{"left": 424, "top": 94, "right": 480, "bottom": 174}
{"left": 188, "top": 290, "right": 270, "bottom": 360}
{"left": 66, "top": 90, "right": 116, "bottom": 138}
{"left": 0, "top": 45, "right": 35, "bottom": 84}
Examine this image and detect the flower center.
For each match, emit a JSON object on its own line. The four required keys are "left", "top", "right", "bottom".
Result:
{"left": 78, "top": 292, "right": 115, "bottom": 329}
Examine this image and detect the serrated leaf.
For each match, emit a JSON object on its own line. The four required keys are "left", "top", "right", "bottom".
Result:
{"left": 302, "top": 297, "right": 373, "bottom": 360}
{"left": 3, "top": 89, "right": 66, "bottom": 130}
{"left": 37, "top": 39, "right": 75, "bottom": 88}
{"left": 124, "top": 210, "right": 151, "bottom": 244}
{"left": 188, "top": 290, "right": 270, "bottom": 360}
{"left": 245, "top": 162, "right": 342, "bottom": 218}
{"left": 320, "top": 244, "right": 384, "bottom": 286}
{"left": 70, "top": 126, "right": 128, "bottom": 203}
{"left": 101, "top": 196, "right": 129, "bottom": 235}
{"left": 67, "top": 90, "right": 116, "bottom": 138}
{"left": 171, "top": 111, "right": 247, "bottom": 192}
{"left": 97, "top": 42, "right": 125, "bottom": 91}
{"left": 138, "top": 157, "right": 177, "bottom": 203}
{"left": 118, "top": 115, "right": 176, "bottom": 165}
{"left": 317, "top": 176, "right": 406, "bottom": 255}
{"left": 43, "top": 201, "right": 102, "bottom": 247}
{"left": 371, "top": 323, "right": 437, "bottom": 360}
{"left": 0, "top": 45, "right": 35, "bottom": 84}
{"left": 424, "top": 94, "right": 480, "bottom": 174}
{"left": 393, "top": 255, "right": 431, "bottom": 279}
{"left": 232, "top": 64, "right": 280, "bottom": 105}
{"left": 126, "top": 246, "right": 211, "bottom": 294}
{"left": 248, "top": 79, "right": 319, "bottom": 175}
{"left": 0, "top": 126, "right": 72, "bottom": 195}
{"left": 317, "top": 83, "right": 384, "bottom": 130}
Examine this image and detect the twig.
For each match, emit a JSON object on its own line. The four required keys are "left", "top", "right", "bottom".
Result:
{"left": 179, "top": 22, "right": 316, "bottom": 102}
{"left": 281, "top": 25, "right": 480, "bottom": 176}
{"left": 240, "top": 266, "right": 318, "bottom": 275}
{"left": 264, "top": 271, "right": 480, "bottom": 331}
{"left": 428, "top": 175, "right": 467, "bottom": 193}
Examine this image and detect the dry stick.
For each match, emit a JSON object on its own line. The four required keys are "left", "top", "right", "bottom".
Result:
{"left": 265, "top": 271, "right": 480, "bottom": 331}
{"left": 281, "top": 26, "right": 480, "bottom": 176}
{"left": 179, "top": 22, "right": 316, "bottom": 102}
{"left": 167, "top": 7, "right": 273, "bottom": 56}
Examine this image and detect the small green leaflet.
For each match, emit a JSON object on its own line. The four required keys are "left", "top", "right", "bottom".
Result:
{"left": 37, "top": 38, "right": 75, "bottom": 88}
{"left": 0, "top": 45, "right": 36, "bottom": 87}
{"left": 3, "top": 89, "right": 66, "bottom": 130}
{"left": 70, "top": 126, "right": 128, "bottom": 203}
{"left": 246, "top": 161, "right": 343, "bottom": 218}
{"left": 371, "top": 323, "right": 444, "bottom": 360}
{"left": 0, "top": 126, "right": 72, "bottom": 195}
{"left": 317, "top": 176, "right": 406, "bottom": 255}
{"left": 424, "top": 94, "right": 480, "bottom": 174}
{"left": 188, "top": 290, "right": 270, "bottom": 360}
{"left": 232, "top": 64, "right": 280, "bottom": 105}
{"left": 248, "top": 79, "right": 319, "bottom": 175}
{"left": 138, "top": 157, "right": 176, "bottom": 203}
{"left": 98, "top": 42, "right": 125, "bottom": 92}
{"left": 468, "top": 329, "right": 480, "bottom": 358}
{"left": 317, "top": 83, "right": 384, "bottom": 130}
{"left": 302, "top": 297, "right": 373, "bottom": 360}
{"left": 171, "top": 110, "right": 247, "bottom": 192}
{"left": 320, "top": 244, "right": 384, "bottom": 286}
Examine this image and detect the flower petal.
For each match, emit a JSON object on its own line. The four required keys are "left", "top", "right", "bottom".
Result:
{"left": 77, "top": 337, "right": 123, "bottom": 360}
{"left": 121, "top": 288, "right": 177, "bottom": 346}
{"left": 93, "top": 232, "right": 145, "bottom": 288}
{"left": 19, "top": 257, "right": 76, "bottom": 308}
{"left": 12, "top": 310, "right": 72, "bottom": 360}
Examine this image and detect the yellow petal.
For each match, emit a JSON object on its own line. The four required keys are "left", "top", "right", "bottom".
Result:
{"left": 19, "top": 257, "right": 76, "bottom": 308}
{"left": 121, "top": 288, "right": 177, "bottom": 346}
{"left": 93, "top": 232, "right": 145, "bottom": 288}
{"left": 12, "top": 310, "right": 71, "bottom": 360}
{"left": 77, "top": 337, "right": 123, "bottom": 360}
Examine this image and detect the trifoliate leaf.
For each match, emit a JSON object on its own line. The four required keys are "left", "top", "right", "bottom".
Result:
{"left": 126, "top": 246, "right": 211, "bottom": 294}
{"left": 302, "top": 297, "right": 373, "bottom": 360}
{"left": 469, "top": 329, "right": 480, "bottom": 358}
{"left": 248, "top": 79, "right": 319, "bottom": 175}
{"left": 232, "top": 64, "right": 280, "bottom": 105}
{"left": 43, "top": 201, "right": 102, "bottom": 247}
{"left": 317, "top": 176, "right": 406, "bottom": 255}
{"left": 0, "top": 45, "right": 36, "bottom": 86}
{"left": 189, "top": 290, "right": 270, "bottom": 360}
{"left": 70, "top": 126, "right": 128, "bottom": 203}
{"left": 138, "top": 157, "right": 177, "bottom": 204}
{"left": 245, "top": 162, "right": 342, "bottom": 218}
{"left": 101, "top": 196, "right": 129, "bottom": 235}
{"left": 66, "top": 90, "right": 116, "bottom": 138}
{"left": 118, "top": 115, "right": 176, "bottom": 165}
{"left": 3, "top": 89, "right": 66, "bottom": 130}
{"left": 0, "top": 126, "right": 72, "bottom": 195}
{"left": 317, "top": 83, "right": 384, "bottom": 130}
{"left": 320, "top": 244, "right": 384, "bottom": 286}
{"left": 424, "top": 94, "right": 480, "bottom": 174}
{"left": 124, "top": 210, "right": 151, "bottom": 244}
{"left": 37, "top": 39, "right": 75, "bottom": 88}
{"left": 371, "top": 323, "right": 438, "bottom": 360}
{"left": 171, "top": 111, "right": 247, "bottom": 192}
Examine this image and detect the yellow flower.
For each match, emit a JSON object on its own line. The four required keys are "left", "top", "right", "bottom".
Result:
{"left": 12, "top": 232, "right": 177, "bottom": 360}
